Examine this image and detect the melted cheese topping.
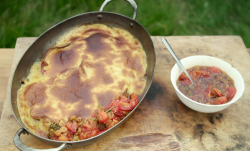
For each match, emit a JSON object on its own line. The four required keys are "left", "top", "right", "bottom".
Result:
{"left": 17, "top": 24, "right": 147, "bottom": 137}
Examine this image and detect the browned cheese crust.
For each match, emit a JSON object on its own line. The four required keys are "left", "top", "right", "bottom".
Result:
{"left": 17, "top": 24, "right": 147, "bottom": 137}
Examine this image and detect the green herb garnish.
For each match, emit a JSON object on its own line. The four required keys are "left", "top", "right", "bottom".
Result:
{"left": 50, "top": 123, "right": 61, "bottom": 130}
{"left": 105, "top": 105, "right": 114, "bottom": 113}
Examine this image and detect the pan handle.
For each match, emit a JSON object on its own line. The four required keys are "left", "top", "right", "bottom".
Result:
{"left": 14, "top": 128, "right": 71, "bottom": 151}
{"left": 99, "top": 0, "right": 137, "bottom": 20}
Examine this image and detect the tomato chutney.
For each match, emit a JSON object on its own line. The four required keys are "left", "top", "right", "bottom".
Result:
{"left": 177, "top": 66, "right": 236, "bottom": 105}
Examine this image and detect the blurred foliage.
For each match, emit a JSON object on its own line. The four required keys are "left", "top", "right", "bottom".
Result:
{"left": 0, "top": 0, "right": 249, "bottom": 48}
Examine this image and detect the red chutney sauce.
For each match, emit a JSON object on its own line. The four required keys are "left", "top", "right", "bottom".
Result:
{"left": 177, "top": 66, "right": 237, "bottom": 105}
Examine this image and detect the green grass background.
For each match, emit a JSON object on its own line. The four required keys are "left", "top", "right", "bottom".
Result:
{"left": 1, "top": 0, "right": 250, "bottom": 48}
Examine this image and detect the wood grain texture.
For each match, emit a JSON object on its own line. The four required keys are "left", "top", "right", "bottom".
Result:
{"left": 0, "top": 36, "right": 250, "bottom": 151}
{"left": 0, "top": 48, "right": 15, "bottom": 122}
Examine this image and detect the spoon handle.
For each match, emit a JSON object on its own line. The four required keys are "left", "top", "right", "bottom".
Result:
{"left": 162, "top": 37, "right": 194, "bottom": 84}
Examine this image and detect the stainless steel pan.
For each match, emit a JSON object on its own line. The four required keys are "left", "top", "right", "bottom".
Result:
{"left": 11, "top": 0, "right": 155, "bottom": 150}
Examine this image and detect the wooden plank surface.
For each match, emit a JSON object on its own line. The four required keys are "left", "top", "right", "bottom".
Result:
{"left": 1, "top": 36, "right": 250, "bottom": 151}
{"left": 0, "top": 48, "right": 15, "bottom": 122}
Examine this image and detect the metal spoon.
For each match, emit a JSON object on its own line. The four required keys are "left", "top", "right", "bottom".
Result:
{"left": 162, "top": 37, "right": 194, "bottom": 84}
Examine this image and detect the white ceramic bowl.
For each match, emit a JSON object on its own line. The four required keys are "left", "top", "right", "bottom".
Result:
{"left": 171, "top": 55, "right": 245, "bottom": 113}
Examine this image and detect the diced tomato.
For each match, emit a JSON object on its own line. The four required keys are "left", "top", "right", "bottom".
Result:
{"left": 183, "top": 78, "right": 191, "bottom": 85}
{"left": 66, "top": 122, "right": 72, "bottom": 131}
{"left": 192, "top": 70, "right": 201, "bottom": 79}
{"left": 179, "top": 73, "right": 187, "bottom": 80}
{"left": 87, "top": 118, "right": 96, "bottom": 127}
{"left": 82, "top": 123, "right": 92, "bottom": 130}
{"left": 201, "top": 69, "right": 210, "bottom": 77}
{"left": 90, "top": 129, "right": 99, "bottom": 136}
{"left": 82, "top": 128, "right": 99, "bottom": 138}
{"left": 227, "top": 87, "right": 237, "bottom": 98}
{"left": 80, "top": 129, "right": 95, "bottom": 140}
{"left": 114, "top": 109, "right": 124, "bottom": 117}
{"left": 106, "top": 111, "right": 115, "bottom": 120}
{"left": 72, "top": 122, "right": 78, "bottom": 132}
{"left": 58, "top": 135, "right": 70, "bottom": 141}
{"left": 119, "top": 95, "right": 130, "bottom": 103}
{"left": 130, "top": 92, "right": 138, "bottom": 100}
{"left": 66, "top": 122, "right": 78, "bottom": 134}
{"left": 79, "top": 132, "right": 87, "bottom": 140}
{"left": 211, "top": 88, "right": 222, "bottom": 97}
{"left": 209, "top": 66, "right": 222, "bottom": 73}
{"left": 130, "top": 98, "right": 139, "bottom": 109}
{"left": 207, "top": 83, "right": 213, "bottom": 90}
{"left": 107, "top": 121, "right": 116, "bottom": 129}
{"left": 97, "top": 110, "right": 109, "bottom": 123}
{"left": 106, "top": 118, "right": 119, "bottom": 129}
{"left": 97, "top": 129, "right": 107, "bottom": 135}
{"left": 111, "top": 116, "right": 120, "bottom": 122}
{"left": 52, "top": 135, "right": 58, "bottom": 140}
{"left": 110, "top": 100, "right": 120, "bottom": 113}
{"left": 118, "top": 101, "right": 132, "bottom": 111}
{"left": 66, "top": 133, "right": 72, "bottom": 139}
{"left": 212, "top": 96, "right": 228, "bottom": 105}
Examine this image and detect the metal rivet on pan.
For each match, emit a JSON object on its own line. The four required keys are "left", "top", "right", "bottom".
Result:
{"left": 129, "top": 23, "right": 134, "bottom": 28}
{"left": 97, "top": 15, "right": 103, "bottom": 20}
{"left": 22, "top": 130, "right": 28, "bottom": 135}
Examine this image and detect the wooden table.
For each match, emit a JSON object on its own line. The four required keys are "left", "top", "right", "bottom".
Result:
{"left": 0, "top": 36, "right": 250, "bottom": 151}
{"left": 0, "top": 48, "right": 14, "bottom": 121}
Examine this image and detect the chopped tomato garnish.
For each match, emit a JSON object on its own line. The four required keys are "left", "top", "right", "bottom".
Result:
{"left": 82, "top": 123, "right": 92, "bottom": 130}
{"left": 90, "top": 129, "right": 99, "bottom": 136}
{"left": 201, "top": 69, "right": 210, "bottom": 77}
{"left": 97, "top": 110, "right": 109, "bottom": 123}
{"left": 110, "top": 100, "right": 120, "bottom": 113}
{"left": 211, "top": 88, "right": 222, "bottom": 97}
{"left": 107, "top": 118, "right": 119, "bottom": 128}
{"left": 66, "top": 122, "right": 78, "bottom": 134}
{"left": 211, "top": 96, "right": 228, "bottom": 105}
{"left": 49, "top": 92, "right": 139, "bottom": 141}
{"left": 79, "top": 132, "right": 87, "bottom": 140}
{"left": 183, "top": 78, "right": 191, "bottom": 85}
{"left": 58, "top": 135, "right": 70, "bottom": 141}
{"left": 114, "top": 109, "right": 125, "bottom": 117}
{"left": 209, "top": 66, "right": 222, "bottom": 73}
{"left": 130, "top": 92, "right": 138, "bottom": 100}
{"left": 227, "top": 87, "right": 237, "bottom": 98}
{"left": 179, "top": 73, "right": 188, "bottom": 80}
{"left": 178, "top": 72, "right": 191, "bottom": 85}
{"left": 130, "top": 98, "right": 139, "bottom": 109}
{"left": 207, "top": 83, "right": 213, "bottom": 90}
{"left": 97, "top": 129, "right": 107, "bottom": 135}
{"left": 192, "top": 70, "right": 201, "bottom": 79}
{"left": 118, "top": 101, "right": 132, "bottom": 111}
{"left": 119, "top": 95, "right": 130, "bottom": 103}
{"left": 52, "top": 135, "right": 58, "bottom": 140}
